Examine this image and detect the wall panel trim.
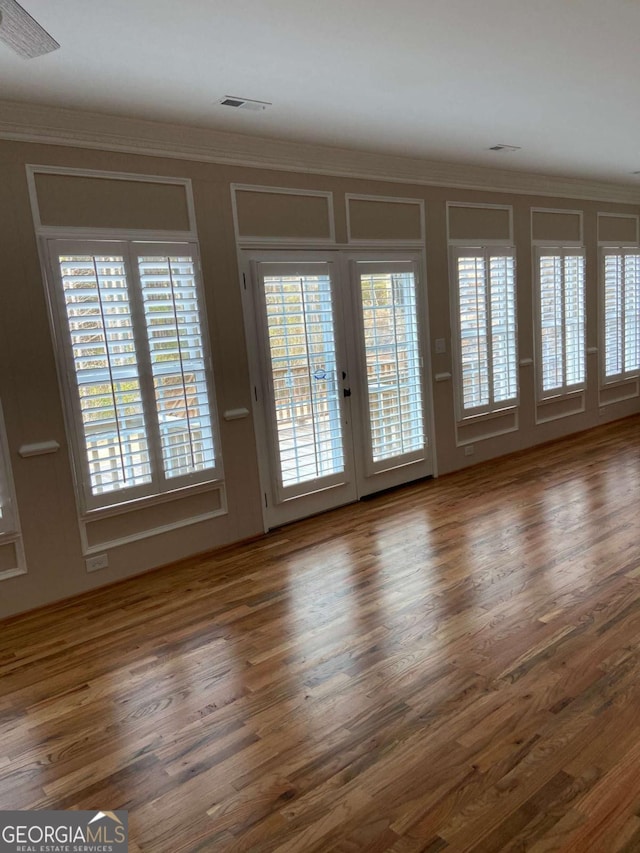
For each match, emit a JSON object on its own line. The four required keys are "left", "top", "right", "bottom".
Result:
{"left": 2, "top": 100, "right": 640, "bottom": 204}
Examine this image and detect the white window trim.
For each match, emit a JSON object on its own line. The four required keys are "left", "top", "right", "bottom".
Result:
{"left": 596, "top": 213, "right": 639, "bottom": 245}
{"left": 43, "top": 237, "right": 224, "bottom": 514}
{"left": 0, "top": 400, "right": 18, "bottom": 538}
{"left": 446, "top": 201, "right": 514, "bottom": 247}
{"left": 345, "top": 194, "right": 425, "bottom": 246}
{"left": 534, "top": 245, "right": 587, "bottom": 402}
{"left": 0, "top": 400, "right": 26, "bottom": 579}
{"left": 599, "top": 245, "right": 640, "bottom": 386}
{"left": 231, "top": 184, "right": 336, "bottom": 246}
{"left": 450, "top": 244, "right": 519, "bottom": 421}
{"left": 350, "top": 256, "right": 428, "bottom": 475}
{"left": 26, "top": 165, "right": 199, "bottom": 242}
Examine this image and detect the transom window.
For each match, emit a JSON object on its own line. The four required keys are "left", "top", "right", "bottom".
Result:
{"left": 601, "top": 248, "right": 640, "bottom": 382}
{"left": 535, "top": 248, "right": 586, "bottom": 399}
{"left": 46, "top": 239, "right": 221, "bottom": 511}
{"left": 452, "top": 247, "right": 518, "bottom": 417}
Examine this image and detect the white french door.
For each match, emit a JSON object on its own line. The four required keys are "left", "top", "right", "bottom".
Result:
{"left": 348, "top": 258, "right": 430, "bottom": 496}
{"left": 251, "top": 257, "right": 357, "bottom": 524}
{"left": 243, "top": 251, "right": 433, "bottom": 528}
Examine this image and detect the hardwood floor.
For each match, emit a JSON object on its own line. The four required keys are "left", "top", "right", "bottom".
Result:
{"left": 2, "top": 416, "right": 640, "bottom": 852}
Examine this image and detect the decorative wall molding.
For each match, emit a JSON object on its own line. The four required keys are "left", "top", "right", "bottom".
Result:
{"left": 1, "top": 99, "right": 640, "bottom": 205}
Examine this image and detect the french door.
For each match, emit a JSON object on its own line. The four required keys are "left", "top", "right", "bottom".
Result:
{"left": 243, "top": 251, "right": 433, "bottom": 528}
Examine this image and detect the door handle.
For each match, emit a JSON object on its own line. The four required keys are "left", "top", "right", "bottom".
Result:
{"left": 343, "top": 388, "right": 351, "bottom": 397}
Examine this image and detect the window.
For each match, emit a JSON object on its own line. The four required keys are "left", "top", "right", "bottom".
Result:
{"left": 601, "top": 248, "right": 640, "bottom": 382}
{"left": 452, "top": 247, "right": 518, "bottom": 417}
{"left": 46, "top": 240, "right": 221, "bottom": 512}
{"left": 535, "top": 248, "right": 586, "bottom": 399}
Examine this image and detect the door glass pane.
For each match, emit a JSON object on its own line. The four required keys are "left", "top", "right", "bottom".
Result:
{"left": 263, "top": 271, "right": 344, "bottom": 489}
{"left": 359, "top": 268, "right": 424, "bottom": 462}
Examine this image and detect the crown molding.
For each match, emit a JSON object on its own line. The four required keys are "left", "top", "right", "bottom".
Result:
{"left": 1, "top": 99, "right": 639, "bottom": 205}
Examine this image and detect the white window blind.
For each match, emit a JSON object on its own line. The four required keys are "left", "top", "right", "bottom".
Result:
{"left": 137, "top": 254, "right": 217, "bottom": 480}
{"left": 47, "top": 240, "right": 221, "bottom": 511}
{"left": 602, "top": 248, "right": 640, "bottom": 382}
{"left": 536, "top": 249, "right": 586, "bottom": 398}
{"left": 358, "top": 263, "right": 425, "bottom": 465}
{"left": 259, "top": 263, "right": 345, "bottom": 496}
{"left": 453, "top": 247, "right": 518, "bottom": 416}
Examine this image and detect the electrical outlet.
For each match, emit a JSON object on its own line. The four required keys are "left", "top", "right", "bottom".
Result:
{"left": 85, "top": 553, "right": 109, "bottom": 572}
{"left": 435, "top": 338, "right": 446, "bottom": 355}
{"left": 464, "top": 444, "right": 475, "bottom": 456}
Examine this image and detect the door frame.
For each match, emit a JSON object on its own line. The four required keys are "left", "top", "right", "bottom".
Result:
{"left": 344, "top": 250, "right": 435, "bottom": 497}
{"left": 238, "top": 245, "right": 437, "bottom": 531}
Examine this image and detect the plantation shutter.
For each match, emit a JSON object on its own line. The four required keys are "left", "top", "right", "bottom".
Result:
{"left": 454, "top": 247, "right": 517, "bottom": 416}
{"left": 358, "top": 264, "right": 425, "bottom": 463}
{"left": 537, "top": 248, "right": 586, "bottom": 397}
{"left": 259, "top": 263, "right": 345, "bottom": 494}
{"left": 54, "top": 245, "right": 153, "bottom": 504}
{"left": 564, "top": 254, "right": 585, "bottom": 387}
{"left": 135, "top": 248, "right": 217, "bottom": 480}
{"left": 489, "top": 254, "right": 518, "bottom": 404}
{"left": 602, "top": 249, "right": 640, "bottom": 381}
{"left": 47, "top": 239, "right": 221, "bottom": 512}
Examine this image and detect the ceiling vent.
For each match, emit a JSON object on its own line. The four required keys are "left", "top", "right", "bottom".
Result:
{"left": 219, "top": 96, "right": 271, "bottom": 112}
{"left": 489, "top": 144, "right": 521, "bottom": 153}
{"left": 0, "top": 0, "right": 59, "bottom": 59}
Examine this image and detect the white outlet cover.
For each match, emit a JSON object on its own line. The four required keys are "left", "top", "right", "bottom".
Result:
{"left": 86, "top": 554, "right": 109, "bottom": 572}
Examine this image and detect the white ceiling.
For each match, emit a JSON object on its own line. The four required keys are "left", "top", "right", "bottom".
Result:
{"left": 2, "top": 0, "right": 640, "bottom": 186}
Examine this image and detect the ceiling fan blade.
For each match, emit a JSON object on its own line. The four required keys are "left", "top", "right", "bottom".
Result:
{"left": 0, "top": 0, "right": 59, "bottom": 59}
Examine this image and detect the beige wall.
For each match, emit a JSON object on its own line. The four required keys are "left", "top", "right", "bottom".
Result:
{"left": 0, "top": 138, "right": 639, "bottom": 619}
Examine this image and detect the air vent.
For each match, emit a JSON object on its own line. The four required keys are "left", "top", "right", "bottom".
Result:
{"left": 219, "top": 96, "right": 271, "bottom": 112}
{"left": 489, "top": 144, "right": 521, "bottom": 153}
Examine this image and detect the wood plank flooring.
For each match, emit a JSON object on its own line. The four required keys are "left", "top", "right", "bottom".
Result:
{"left": 2, "top": 415, "right": 640, "bottom": 851}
